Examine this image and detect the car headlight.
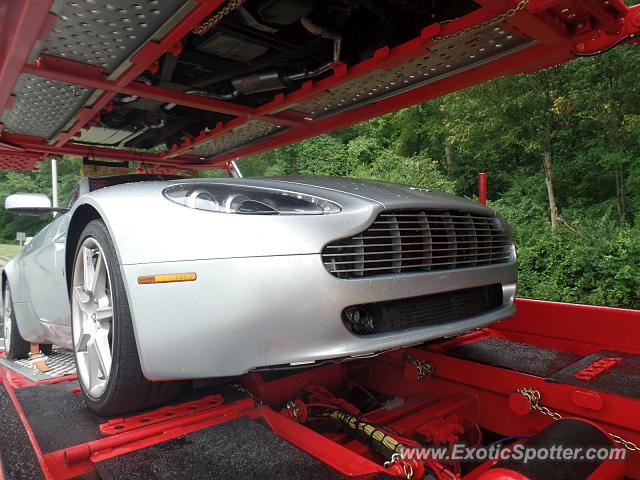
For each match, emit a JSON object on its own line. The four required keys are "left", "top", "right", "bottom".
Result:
{"left": 163, "top": 184, "right": 341, "bottom": 215}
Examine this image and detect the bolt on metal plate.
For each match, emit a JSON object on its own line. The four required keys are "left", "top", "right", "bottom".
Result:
{"left": 292, "top": 23, "right": 535, "bottom": 118}
{"left": 1, "top": 74, "right": 91, "bottom": 139}
{"left": 39, "top": 0, "right": 188, "bottom": 74}
{"left": 189, "top": 121, "right": 285, "bottom": 158}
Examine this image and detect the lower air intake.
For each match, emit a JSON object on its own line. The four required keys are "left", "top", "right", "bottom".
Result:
{"left": 342, "top": 284, "right": 503, "bottom": 335}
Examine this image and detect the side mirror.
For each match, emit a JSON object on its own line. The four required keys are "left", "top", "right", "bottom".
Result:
{"left": 4, "top": 193, "right": 68, "bottom": 216}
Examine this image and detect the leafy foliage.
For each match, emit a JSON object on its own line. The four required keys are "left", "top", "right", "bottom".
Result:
{"left": 0, "top": 156, "right": 83, "bottom": 241}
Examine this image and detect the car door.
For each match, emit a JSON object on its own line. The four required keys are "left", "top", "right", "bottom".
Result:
{"left": 20, "top": 184, "right": 81, "bottom": 339}
{"left": 21, "top": 212, "right": 72, "bottom": 327}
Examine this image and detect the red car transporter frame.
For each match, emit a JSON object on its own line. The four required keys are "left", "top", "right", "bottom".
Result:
{"left": 1, "top": 299, "right": 640, "bottom": 479}
{"left": 0, "top": 0, "right": 639, "bottom": 171}
{"left": 1, "top": 1, "right": 640, "bottom": 479}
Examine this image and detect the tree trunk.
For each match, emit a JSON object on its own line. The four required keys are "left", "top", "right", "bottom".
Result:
{"left": 445, "top": 144, "right": 454, "bottom": 176}
{"left": 542, "top": 77, "right": 560, "bottom": 230}
{"left": 543, "top": 150, "right": 559, "bottom": 229}
{"left": 607, "top": 74, "right": 626, "bottom": 223}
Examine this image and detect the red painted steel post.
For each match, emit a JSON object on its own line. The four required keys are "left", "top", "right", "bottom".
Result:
{"left": 478, "top": 172, "right": 487, "bottom": 206}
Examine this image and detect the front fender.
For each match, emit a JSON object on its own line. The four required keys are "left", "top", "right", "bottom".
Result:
{"left": 2, "top": 254, "right": 49, "bottom": 343}
{"left": 3, "top": 254, "right": 24, "bottom": 302}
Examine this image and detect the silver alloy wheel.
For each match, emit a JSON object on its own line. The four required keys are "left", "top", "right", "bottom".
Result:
{"left": 3, "top": 286, "right": 11, "bottom": 343}
{"left": 71, "top": 237, "right": 114, "bottom": 398}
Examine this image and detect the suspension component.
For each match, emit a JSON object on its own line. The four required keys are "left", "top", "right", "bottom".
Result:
{"left": 283, "top": 399, "right": 423, "bottom": 479}
{"left": 313, "top": 407, "right": 424, "bottom": 479}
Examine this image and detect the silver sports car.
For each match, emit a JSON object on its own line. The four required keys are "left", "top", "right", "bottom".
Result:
{"left": 2, "top": 175, "right": 516, "bottom": 415}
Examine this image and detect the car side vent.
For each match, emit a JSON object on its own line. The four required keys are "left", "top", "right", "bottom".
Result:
{"left": 322, "top": 211, "right": 511, "bottom": 279}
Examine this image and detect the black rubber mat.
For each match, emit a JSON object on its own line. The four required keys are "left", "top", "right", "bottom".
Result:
{"left": 15, "top": 379, "right": 251, "bottom": 453}
{"left": 15, "top": 381, "right": 104, "bottom": 453}
{"left": 95, "top": 416, "right": 395, "bottom": 480}
{"left": 496, "top": 419, "right": 614, "bottom": 480}
{"left": 70, "top": 473, "right": 101, "bottom": 480}
{"left": 447, "top": 337, "right": 581, "bottom": 377}
{"left": 0, "top": 385, "right": 45, "bottom": 480}
{"left": 546, "top": 350, "right": 640, "bottom": 399}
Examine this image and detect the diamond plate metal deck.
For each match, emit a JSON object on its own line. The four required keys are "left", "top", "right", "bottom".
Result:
{"left": 189, "top": 121, "right": 286, "bottom": 157}
{"left": 39, "top": 0, "right": 190, "bottom": 73}
{"left": 15, "top": 350, "right": 76, "bottom": 378}
{"left": 291, "top": 24, "right": 535, "bottom": 118}
{"left": 0, "top": 349, "right": 76, "bottom": 383}
{"left": 0, "top": 74, "right": 91, "bottom": 139}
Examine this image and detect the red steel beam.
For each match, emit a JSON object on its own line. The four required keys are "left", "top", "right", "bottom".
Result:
{"left": 0, "top": 133, "right": 204, "bottom": 167}
{"left": 128, "top": 83, "right": 305, "bottom": 127}
{"left": 0, "top": 140, "right": 24, "bottom": 152}
{"left": 163, "top": 8, "right": 491, "bottom": 158}
{"left": 5, "top": 0, "right": 637, "bottom": 169}
{"left": 165, "top": 7, "right": 500, "bottom": 158}
{"left": 183, "top": 42, "right": 577, "bottom": 168}
{"left": 173, "top": 2, "right": 640, "bottom": 167}
{"left": 580, "top": 0, "right": 625, "bottom": 34}
{"left": 475, "top": 0, "right": 569, "bottom": 45}
{"left": 23, "top": 56, "right": 305, "bottom": 127}
{"left": 165, "top": 116, "right": 248, "bottom": 158}
{"left": 167, "top": 0, "right": 568, "bottom": 164}
{"left": 162, "top": 0, "right": 578, "bottom": 159}
{"left": 0, "top": 0, "right": 53, "bottom": 118}
{"left": 53, "top": 0, "right": 230, "bottom": 147}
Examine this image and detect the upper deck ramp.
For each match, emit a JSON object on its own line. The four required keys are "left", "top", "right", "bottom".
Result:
{"left": 0, "top": 0, "right": 638, "bottom": 172}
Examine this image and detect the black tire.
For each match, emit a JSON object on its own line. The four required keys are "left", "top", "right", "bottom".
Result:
{"left": 71, "top": 219, "right": 184, "bottom": 416}
{"left": 3, "top": 284, "right": 30, "bottom": 359}
{"left": 40, "top": 344, "right": 53, "bottom": 355}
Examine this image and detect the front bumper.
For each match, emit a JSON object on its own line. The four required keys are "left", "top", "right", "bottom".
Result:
{"left": 121, "top": 254, "right": 516, "bottom": 380}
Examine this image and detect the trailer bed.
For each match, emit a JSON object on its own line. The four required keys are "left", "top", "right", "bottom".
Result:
{"left": 1, "top": 298, "right": 640, "bottom": 479}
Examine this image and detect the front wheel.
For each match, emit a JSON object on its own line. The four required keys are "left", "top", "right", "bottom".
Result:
{"left": 71, "top": 220, "right": 184, "bottom": 416}
{"left": 3, "top": 284, "right": 30, "bottom": 359}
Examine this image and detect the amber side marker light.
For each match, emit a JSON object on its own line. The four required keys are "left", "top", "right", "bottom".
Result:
{"left": 137, "top": 273, "right": 197, "bottom": 285}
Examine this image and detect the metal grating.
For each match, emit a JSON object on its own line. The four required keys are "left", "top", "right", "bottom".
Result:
{"left": 39, "top": 0, "right": 189, "bottom": 73}
{"left": 0, "top": 152, "right": 41, "bottom": 171}
{"left": 14, "top": 350, "right": 77, "bottom": 378}
{"left": 323, "top": 211, "right": 512, "bottom": 278}
{"left": 188, "top": 121, "right": 286, "bottom": 157}
{"left": 0, "top": 74, "right": 92, "bottom": 139}
{"left": 292, "top": 24, "right": 534, "bottom": 118}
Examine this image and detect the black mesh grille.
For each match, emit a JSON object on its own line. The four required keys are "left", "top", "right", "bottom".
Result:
{"left": 343, "top": 284, "right": 503, "bottom": 335}
{"left": 323, "top": 210, "right": 512, "bottom": 278}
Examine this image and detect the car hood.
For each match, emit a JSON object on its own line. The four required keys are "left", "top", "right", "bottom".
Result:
{"left": 91, "top": 175, "right": 493, "bottom": 215}
{"left": 265, "top": 176, "right": 495, "bottom": 215}
{"left": 76, "top": 175, "right": 501, "bottom": 264}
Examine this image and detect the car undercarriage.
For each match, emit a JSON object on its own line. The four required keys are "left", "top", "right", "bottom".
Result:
{"left": 1, "top": 0, "right": 639, "bottom": 171}
{"left": 80, "top": 0, "right": 480, "bottom": 151}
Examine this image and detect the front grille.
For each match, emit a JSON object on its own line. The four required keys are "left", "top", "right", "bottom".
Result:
{"left": 343, "top": 284, "right": 503, "bottom": 335}
{"left": 323, "top": 210, "right": 512, "bottom": 278}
